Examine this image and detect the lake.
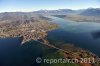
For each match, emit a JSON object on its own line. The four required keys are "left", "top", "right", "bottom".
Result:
{"left": 46, "top": 16, "right": 100, "bottom": 57}
{"left": 0, "top": 38, "right": 43, "bottom": 66}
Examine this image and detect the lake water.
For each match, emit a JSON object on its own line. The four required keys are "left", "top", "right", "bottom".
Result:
{"left": 46, "top": 16, "right": 100, "bottom": 57}
{"left": 0, "top": 38, "right": 43, "bottom": 66}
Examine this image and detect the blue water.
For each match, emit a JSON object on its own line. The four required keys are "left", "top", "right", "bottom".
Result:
{"left": 0, "top": 38, "right": 43, "bottom": 66}
{"left": 46, "top": 16, "right": 100, "bottom": 56}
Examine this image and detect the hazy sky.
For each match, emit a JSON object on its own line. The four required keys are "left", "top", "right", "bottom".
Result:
{"left": 0, "top": 0, "right": 100, "bottom": 12}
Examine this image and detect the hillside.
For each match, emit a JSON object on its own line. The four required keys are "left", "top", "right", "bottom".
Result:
{"left": 53, "top": 14, "right": 100, "bottom": 22}
{"left": 79, "top": 8, "right": 100, "bottom": 17}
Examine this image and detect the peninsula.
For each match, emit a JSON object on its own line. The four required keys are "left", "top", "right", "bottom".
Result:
{"left": 0, "top": 12, "right": 58, "bottom": 43}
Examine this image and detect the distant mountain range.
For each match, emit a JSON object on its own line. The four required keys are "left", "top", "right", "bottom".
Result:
{"left": 33, "top": 8, "right": 100, "bottom": 17}
{"left": 0, "top": 8, "right": 100, "bottom": 17}
{"left": 79, "top": 8, "right": 100, "bottom": 17}
{"left": 33, "top": 9, "right": 76, "bottom": 15}
{"left": 0, "top": 8, "right": 100, "bottom": 23}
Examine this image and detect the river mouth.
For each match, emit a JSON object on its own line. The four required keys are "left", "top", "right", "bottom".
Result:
{"left": 46, "top": 16, "right": 100, "bottom": 57}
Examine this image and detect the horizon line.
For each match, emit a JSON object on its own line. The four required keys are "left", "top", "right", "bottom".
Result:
{"left": 0, "top": 7, "right": 100, "bottom": 13}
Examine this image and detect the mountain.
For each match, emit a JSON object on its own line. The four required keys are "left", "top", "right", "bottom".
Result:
{"left": 52, "top": 8, "right": 100, "bottom": 22}
{"left": 0, "top": 12, "right": 48, "bottom": 24}
{"left": 0, "top": 12, "right": 37, "bottom": 21}
{"left": 0, "top": 8, "right": 100, "bottom": 19}
{"left": 79, "top": 8, "right": 100, "bottom": 17}
{"left": 34, "top": 8, "right": 100, "bottom": 17}
{"left": 33, "top": 9, "right": 76, "bottom": 15}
